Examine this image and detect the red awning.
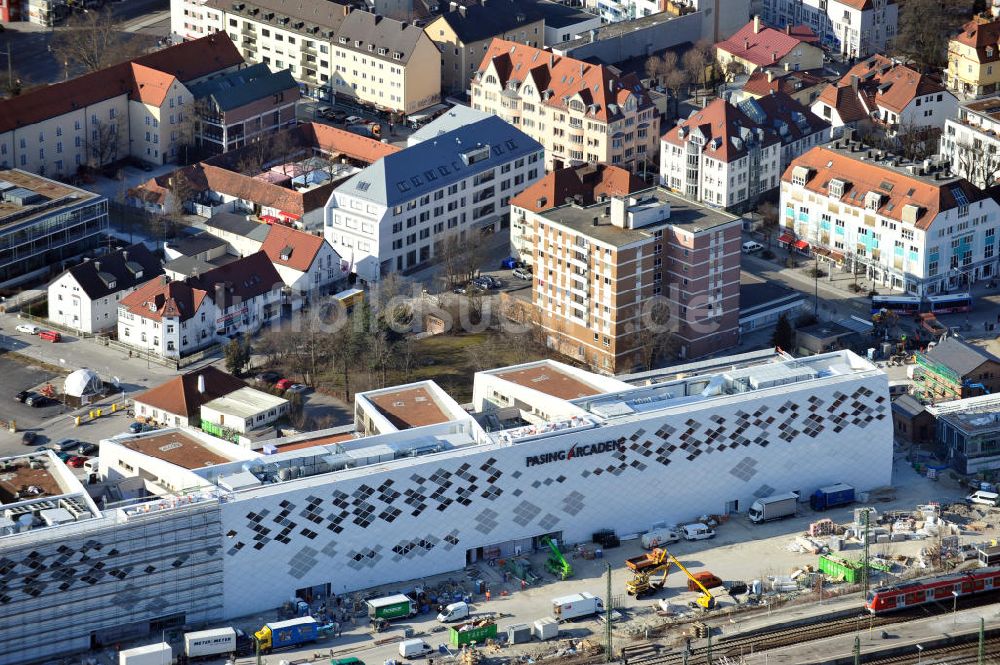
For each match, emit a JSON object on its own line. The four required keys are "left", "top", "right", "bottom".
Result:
{"left": 794, "top": 240, "right": 810, "bottom": 250}
{"left": 261, "top": 215, "right": 279, "bottom": 224}
{"left": 777, "top": 233, "right": 794, "bottom": 244}
{"left": 278, "top": 211, "right": 301, "bottom": 220}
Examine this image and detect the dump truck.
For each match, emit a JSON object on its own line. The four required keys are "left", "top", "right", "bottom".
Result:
{"left": 253, "top": 617, "right": 318, "bottom": 654}
{"left": 810, "top": 483, "right": 856, "bottom": 511}
{"left": 625, "top": 547, "right": 668, "bottom": 572}
{"left": 448, "top": 619, "right": 498, "bottom": 647}
{"left": 551, "top": 592, "right": 604, "bottom": 620}
{"left": 748, "top": 492, "right": 798, "bottom": 523}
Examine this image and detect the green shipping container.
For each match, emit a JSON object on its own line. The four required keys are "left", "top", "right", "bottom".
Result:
{"left": 448, "top": 622, "right": 498, "bottom": 647}
{"left": 818, "top": 554, "right": 892, "bottom": 583}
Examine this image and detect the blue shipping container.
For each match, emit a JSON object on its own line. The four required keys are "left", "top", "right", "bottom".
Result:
{"left": 810, "top": 483, "right": 855, "bottom": 511}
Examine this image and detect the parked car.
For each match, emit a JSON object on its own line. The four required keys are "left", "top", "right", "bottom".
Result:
{"left": 512, "top": 267, "right": 532, "bottom": 280}
{"left": 286, "top": 384, "right": 309, "bottom": 394}
{"left": 39, "top": 330, "right": 61, "bottom": 342}
{"left": 25, "top": 393, "right": 48, "bottom": 407}
{"left": 128, "top": 421, "right": 144, "bottom": 434}
{"left": 345, "top": 115, "right": 363, "bottom": 124}
{"left": 501, "top": 256, "right": 519, "bottom": 269}
{"left": 77, "top": 442, "right": 98, "bottom": 456}
{"left": 15, "top": 324, "right": 40, "bottom": 334}
{"left": 317, "top": 105, "right": 332, "bottom": 117}
{"left": 66, "top": 456, "right": 87, "bottom": 468}
{"left": 452, "top": 285, "right": 467, "bottom": 295}
{"left": 21, "top": 431, "right": 37, "bottom": 445}
{"left": 330, "top": 110, "right": 348, "bottom": 122}
{"left": 52, "top": 438, "right": 79, "bottom": 452}
{"left": 255, "top": 371, "right": 281, "bottom": 385}
{"left": 14, "top": 390, "right": 29, "bottom": 402}
{"left": 274, "top": 378, "right": 294, "bottom": 391}
{"left": 56, "top": 451, "right": 73, "bottom": 462}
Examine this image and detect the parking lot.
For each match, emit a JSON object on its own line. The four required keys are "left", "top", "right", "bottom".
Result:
{"left": 0, "top": 355, "right": 61, "bottom": 432}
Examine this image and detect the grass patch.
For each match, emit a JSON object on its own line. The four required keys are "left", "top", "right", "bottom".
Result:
{"left": 0, "top": 350, "right": 70, "bottom": 375}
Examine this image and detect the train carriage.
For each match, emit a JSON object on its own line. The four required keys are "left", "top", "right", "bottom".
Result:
{"left": 866, "top": 567, "right": 1000, "bottom": 614}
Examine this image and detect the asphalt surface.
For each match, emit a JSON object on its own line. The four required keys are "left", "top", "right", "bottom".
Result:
{"left": 0, "top": 355, "right": 60, "bottom": 430}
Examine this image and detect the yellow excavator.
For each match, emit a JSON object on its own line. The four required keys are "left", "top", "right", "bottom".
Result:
{"left": 624, "top": 549, "right": 716, "bottom": 609}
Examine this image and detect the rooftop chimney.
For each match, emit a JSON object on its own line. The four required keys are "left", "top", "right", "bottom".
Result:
{"left": 753, "top": 15, "right": 761, "bottom": 33}
{"left": 766, "top": 70, "right": 774, "bottom": 83}
{"left": 785, "top": 24, "right": 791, "bottom": 34}
{"left": 458, "top": 4, "right": 466, "bottom": 16}
{"left": 589, "top": 28, "right": 598, "bottom": 42}
{"left": 93, "top": 261, "right": 101, "bottom": 272}
{"left": 449, "top": 0, "right": 457, "bottom": 8}
{"left": 850, "top": 74, "right": 859, "bottom": 90}
{"left": 197, "top": 374, "right": 206, "bottom": 394}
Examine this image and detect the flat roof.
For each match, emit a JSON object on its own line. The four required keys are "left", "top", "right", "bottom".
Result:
{"left": 120, "top": 431, "right": 235, "bottom": 469}
{"left": 366, "top": 386, "right": 452, "bottom": 430}
{"left": 494, "top": 365, "right": 603, "bottom": 400}
{"left": 0, "top": 169, "right": 100, "bottom": 229}
{"left": 0, "top": 454, "right": 65, "bottom": 504}
{"left": 201, "top": 386, "right": 289, "bottom": 419}
{"left": 275, "top": 432, "right": 355, "bottom": 452}
{"left": 962, "top": 96, "right": 1000, "bottom": 121}
{"left": 540, "top": 188, "right": 740, "bottom": 247}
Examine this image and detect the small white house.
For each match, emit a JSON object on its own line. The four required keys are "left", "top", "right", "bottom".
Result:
{"left": 200, "top": 387, "right": 289, "bottom": 442}
{"left": 47, "top": 244, "right": 162, "bottom": 333}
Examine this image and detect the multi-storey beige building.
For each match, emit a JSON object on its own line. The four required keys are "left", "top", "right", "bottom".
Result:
{"left": 471, "top": 39, "right": 660, "bottom": 171}
{"left": 947, "top": 15, "right": 1000, "bottom": 99}
{"left": 172, "top": 0, "right": 441, "bottom": 114}
{"left": 0, "top": 35, "right": 242, "bottom": 179}
{"left": 527, "top": 187, "right": 742, "bottom": 373}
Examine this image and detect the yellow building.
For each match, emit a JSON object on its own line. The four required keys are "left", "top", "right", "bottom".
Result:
{"left": 471, "top": 39, "right": 660, "bottom": 171}
{"left": 426, "top": 0, "right": 545, "bottom": 96}
{"left": 947, "top": 16, "right": 1000, "bottom": 98}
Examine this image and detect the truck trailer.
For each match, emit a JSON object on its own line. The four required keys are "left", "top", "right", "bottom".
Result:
{"left": 748, "top": 492, "right": 798, "bottom": 523}
{"left": 118, "top": 642, "right": 172, "bottom": 665}
{"left": 253, "top": 616, "right": 318, "bottom": 654}
{"left": 184, "top": 627, "right": 251, "bottom": 659}
{"left": 551, "top": 592, "right": 604, "bottom": 621}
{"left": 810, "top": 483, "right": 856, "bottom": 511}
{"left": 366, "top": 594, "right": 416, "bottom": 621}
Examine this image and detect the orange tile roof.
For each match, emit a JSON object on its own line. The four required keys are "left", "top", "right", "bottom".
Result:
{"left": 135, "top": 366, "right": 247, "bottom": 418}
{"left": 716, "top": 20, "right": 819, "bottom": 68}
{"left": 824, "top": 55, "right": 947, "bottom": 115}
{"left": 742, "top": 69, "right": 827, "bottom": 98}
{"left": 306, "top": 123, "right": 402, "bottom": 162}
{"left": 511, "top": 164, "right": 645, "bottom": 212}
{"left": 261, "top": 225, "right": 327, "bottom": 272}
{"left": 0, "top": 34, "right": 242, "bottom": 133}
{"left": 120, "top": 276, "right": 208, "bottom": 322}
{"left": 953, "top": 16, "right": 1000, "bottom": 63}
{"left": 477, "top": 39, "right": 653, "bottom": 123}
{"left": 782, "top": 146, "right": 985, "bottom": 230}
{"left": 661, "top": 97, "right": 782, "bottom": 162}
{"left": 130, "top": 63, "right": 178, "bottom": 106}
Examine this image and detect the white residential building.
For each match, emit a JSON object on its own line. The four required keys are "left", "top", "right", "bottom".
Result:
{"left": 940, "top": 96, "right": 1000, "bottom": 190}
{"left": 760, "top": 0, "right": 897, "bottom": 59}
{"left": 259, "top": 224, "right": 345, "bottom": 304}
{"left": 325, "top": 115, "right": 543, "bottom": 283}
{"left": 779, "top": 142, "right": 1000, "bottom": 296}
{"left": 48, "top": 245, "right": 163, "bottom": 334}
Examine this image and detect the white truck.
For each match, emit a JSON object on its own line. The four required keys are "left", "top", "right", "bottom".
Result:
{"left": 551, "top": 592, "right": 604, "bottom": 621}
{"left": 119, "top": 642, "right": 172, "bottom": 665}
{"left": 184, "top": 626, "right": 249, "bottom": 659}
{"left": 748, "top": 492, "right": 799, "bottom": 524}
{"left": 641, "top": 527, "right": 680, "bottom": 549}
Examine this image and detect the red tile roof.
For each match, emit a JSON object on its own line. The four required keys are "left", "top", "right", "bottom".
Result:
{"left": 782, "top": 146, "right": 986, "bottom": 230}
{"left": 511, "top": 164, "right": 644, "bottom": 212}
{"left": 121, "top": 277, "right": 208, "bottom": 322}
{"left": 716, "top": 20, "right": 819, "bottom": 68}
{"left": 134, "top": 366, "right": 247, "bottom": 418}
{"left": 476, "top": 39, "right": 653, "bottom": 122}
{"left": 130, "top": 63, "right": 178, "bottom": 106}
{"left": 742, "top": 68, "right": 827, "bottom": 98}
{"left": 662, "top": 98, "right": 780, "bottom": 162}
{"left": 304, "top": 123, "right": 402, "bottom": 162}
{"left": 261, "top": 225, "right": 327, "bottom": 273}
{"left": 952, "top": 16, "right": 1000, "bottom": 63}
{"left": 0, "top": 35, "right": 242, "bottom": 133}
{"left": 819, "top": 55, "right": 948, "bottom": 118}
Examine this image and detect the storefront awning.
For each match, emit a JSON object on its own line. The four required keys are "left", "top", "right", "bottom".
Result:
{"left": 261, "top": 215, "right": 279, "bottom": 224}
{"left": 278, "top": 211, "right": 301, "bottom": 220}
{"left": 777, "top": 233, "right": 794, "bottom": 245}
{"left": 794, "top": 240, "right": 810, "bottom": 251}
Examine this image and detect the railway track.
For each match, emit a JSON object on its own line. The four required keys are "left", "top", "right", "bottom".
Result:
{"left": 632, "top": 590, "right": 1000, "bottom": 665}
{"left": 862, "top": 635, "right": 1000, "bottom": 664}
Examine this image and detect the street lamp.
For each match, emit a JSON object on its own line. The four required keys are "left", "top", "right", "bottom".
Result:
{"left": 916, "top": 644, "right": 923, "bottom": 664}
{"left": 952, "top": 590, "right": 960, "bottom": 624}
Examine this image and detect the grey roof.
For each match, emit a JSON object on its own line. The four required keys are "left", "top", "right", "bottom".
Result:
{"left": 335, "top": 10, "right": 428, "bottom": 64}
{"left": 164, "top": 255, "right": 217, "bottom": 278}
{"left": 207, "top": 0, "right": 348, "bottom": 35}
{"left": 189, "top": 63, "right": 298, "bottom": 113}
{"left": 891, "top": 393, "right": 927, "bottom": 418}
{"left": 204, "top": 212, "right": 260, "bottom": 237}
{"left": 165, "top": 232, "right": 230, "bottom": 258}
{"left": 336, "top": 114, "right": 542, "bottom": 207}
{"left": 57, "top": 244, "right": 162, "bottom": 300}
{"left": 434, "top": 0, "right": 545, "bottom": 45}
{"left": 925, "top": 336, "right": 1000, "bottom": 377}
{"left": 406, "top": 105, "right": 493, "bottom": 145}
{"left": 535, "top": 0, "right": 600, "bottom": 29}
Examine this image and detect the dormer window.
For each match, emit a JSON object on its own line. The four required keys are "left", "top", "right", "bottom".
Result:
{"left": 865, "top": 191, "right": 884, "bottom": 211}
{"left": 828, "top": 178, "right": 848, "bottom": 198}
{"left": 280, "top": 245, "right": 293, "bottom": 261}
{"left": 107, "top": 281, "right": 116, "bottom": 289}
{"left": 791, "top": 165, "right": 813, "bottom": 187}
{"left": 378, "top": 47, "right": 387, "bottom": 55}
{"left": 339, "top": 36, "right": 347, "bottom": 43}
{"left": 147, "top": 302, "right": 157, "bottom": 312}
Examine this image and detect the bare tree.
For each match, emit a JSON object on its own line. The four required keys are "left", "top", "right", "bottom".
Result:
{"left": 683, "top": 44, "right": 711, "bottom": 105}
{"left": 87, "top": 115, "right": 125, "bottom": 167}
{"left": 645, "top": 55, "right": 668, "bottom": 88}
{"left": 662, "top": 54, "right": 690, "bottom": 119}
{"left": 951, "top": 138, "right": 1000, "bottom": 189}
{"left": 51, "top": 9, "right": 148, "bottom": 73}
{"left": 894, "top": 0, "right": 974, "bottom": 73}
{"left": 757, "top": 201, "right": 780, "bottom": 248}
{"left": 723, "top": 59, "right": 746, "bottom": 83}
{"left": 635, "top": 300, "right": 681, "bottom": 371}
{"left": 167, "top": 169, "right": 198, "bottom": 218}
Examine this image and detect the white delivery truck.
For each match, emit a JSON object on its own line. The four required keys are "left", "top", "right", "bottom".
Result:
{"left": 119, "top": 642, "right": 173, "bottom": 665}
{"left": 748, "top": 492, "right": 799, "bottom": 524}
{"left": 641, "top": 527, "right": 680, "bottom": 549}
{"left": 437, "top": 601, "right": 470, "bottom": 622}
{"left": 551, "top": 592, "right": 604, "bottom": 621}
{"left": 399, "top": 638, "right": 435, "bottom": 658}
{"left": 184, "top": 626, "right": 250, "bottom": 659}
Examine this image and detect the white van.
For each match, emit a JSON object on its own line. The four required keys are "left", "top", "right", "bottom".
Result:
{"left": 15, "top": 324, "right": 40, "bottom": 334}
{"left": 641, "top": 527, "right": 680, "bottom": 549}
{"left": 682, "top": 523, "right": 716, "bottom": 541}
{"left": 741, "top": 241, "right": 764, "bottom": 254}
{"left": 436, "top": 601, "right": 469, "bottom": 622}
{"left": 398, "top": 638, "right": 434, "bottom": 659}
{"left": 966, "top": 490, "right": 999, "bottom": 507}
{"left": 83, "top": 459, "right": 100, "bottom": 474}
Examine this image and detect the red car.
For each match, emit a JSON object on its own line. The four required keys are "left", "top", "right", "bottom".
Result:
{"left": 66, "top": 456, "right": 87, "bottom": 468}
{"left": 274, "top": 378, "right": 294, "bottom": 391}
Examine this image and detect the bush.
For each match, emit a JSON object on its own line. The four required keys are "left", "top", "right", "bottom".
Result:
{"left": 761, "top": 249, "right": 775, "bottom": 260}
{"left": 848, "top": 283, "right": 864, "bottom": 293}
{"left": 807, "top": 267, "right": 827, "bottom": 278}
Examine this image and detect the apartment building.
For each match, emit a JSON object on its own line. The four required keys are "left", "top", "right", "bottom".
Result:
{"left": 947, "top": 16, "right": 1000, "bottom": 99}
{"left": 510, "top": 163, "right": 645, "bottom": 264}
{"left": 260, "top": 224, "right": 345, "bottom": 303}
{"left": 48, "top": 244, "right": 163, "bottom": 334}
{"left": 324, "top": 114, "right": 543, "bottom": 283}
{"left": 735, "top": 68, "right": 829, "bottom": 107}
{"left": 187, "top": 62, "right": 300, "bottom": 154}
{"left": 660, "top": 93, "right": 830, "bottom": 212}
{"left": 173, "top": 0, "right": 441, "bottom": 113}
{"left": 715, "top": 18, "right": 824, "bottom": 76}
{"left": 118, "top": 252, "right": 283, "bottom": 358}
{"left": 940, "top": 97, "right": 1000, "bottom": 189}
{"left": 0, "top": 36, "right": 243, "bottom": 179}
{"left": 425, "top": 0, "right": 545, "bottom": 96}
{"left": 811, "top": 55, "right": 956, "bottom": 134}
{"left": 530, "top": 188, "right": 741, "bottom": 372}
{"left": 779, "top": 141, "right": 1000, "bottom": 296}
{"left": 759, "top": 0, "right": 897, "bottom": 59}
{"left": 471, "top": 39, "right": 660, "bottom": 171}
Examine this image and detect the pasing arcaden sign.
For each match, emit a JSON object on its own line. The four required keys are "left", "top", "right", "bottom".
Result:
{"left": 525, "top": 439, "right": 625, "bottom": 467}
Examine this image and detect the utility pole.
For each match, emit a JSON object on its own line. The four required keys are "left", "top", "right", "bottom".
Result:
{"left": 706, "top": 629, "right": 712, "bottom": 665}
{"left": 605, "top": 562, "right": 613, "bottom": 663}
{"left": 861, "top": 508, "right": 871, "bottom": 599}
{"left": 853, "top": 635, "right": 861, "bottom": 665}
{"left": 1, "top": 43, "right": 12, "bottom": 91}
{"left": 814, "top": 253, "right": 819, "bottom": 318}
{"left": 979, "top": 616, "right": 985, "bottom": 665}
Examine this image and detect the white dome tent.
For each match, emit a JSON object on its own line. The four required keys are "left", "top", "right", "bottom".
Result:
{"left": 64, "top": 368, "right": 103, "bottom": 399}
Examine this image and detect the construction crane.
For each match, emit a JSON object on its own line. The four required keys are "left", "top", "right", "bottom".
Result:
{"left": 541, "top": 536, "right": 573, "bottom": 580}
{"left": 625, "top": 562, "right": 670, "bottom": 598}
{"left": 625, "top": 549, "right": 716, "bottom": 609}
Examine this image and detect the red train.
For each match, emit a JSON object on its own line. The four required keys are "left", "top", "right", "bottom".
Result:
{"left": 865, "top": 566, "right": 1000, "bottom": 614}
